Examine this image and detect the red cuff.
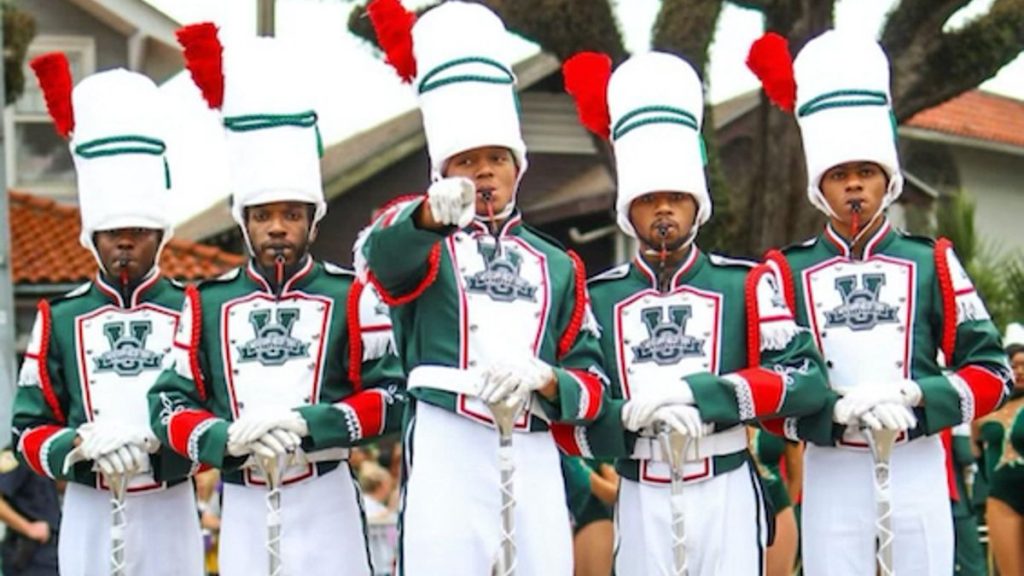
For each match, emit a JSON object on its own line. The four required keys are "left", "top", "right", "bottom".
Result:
{"left": 339, "top": 390, "right": 388, "bottom": 441}
{"left": 167, "top": 409, "right": 216, "bottom": 457}
{"left": 19, "top": 425, "right": 64, "bottom": 478}
{"left": 735, "top": 367, "right": 786, "bottom": 417}
{"left": 569, "top": 369, "right": 603, "bottom": 421}
{"left": 957, "top": 365, "right": 1005, "bottom": 419}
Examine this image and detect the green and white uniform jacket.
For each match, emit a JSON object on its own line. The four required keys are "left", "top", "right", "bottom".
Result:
{"left": 362, "top": 201, "right": 607, "bottom": 431}
{"left": 762, "top": 221, "right": 1011, "bottom": 447}
{"left": 553, "top": 248, "right": 829, "bottom": 485}
{"left": 148, "top": 258, "right": 405, "bottom": 486}
{"left": 13, "top": 272, "right": 194, "bottom": 491}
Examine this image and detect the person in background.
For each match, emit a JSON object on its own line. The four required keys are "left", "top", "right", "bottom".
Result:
{"left": 561, "top": 455, "right": 616, "bottom": 576}
{"left": 0, "top": 447, "right": 60, "bottom": 576}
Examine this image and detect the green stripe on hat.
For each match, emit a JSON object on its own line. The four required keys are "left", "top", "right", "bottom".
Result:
{"left": 223, "top": 110, "right": 323, "bottom": 157}
{"left": 797, "top": 89, "right": 888, "bottom": 118}
{"left": 74, "top": 135, "right": 166, "bottom": 159}
{"left": 612, "top": 105, "right": 698, "bottom": 141}
{"left": 418, "top": 56, "right": 514, "bottom": 95}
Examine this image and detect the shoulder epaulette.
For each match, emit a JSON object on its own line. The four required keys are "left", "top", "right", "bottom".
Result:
{"left": 521, "top": 223, "right": 567, "bottom": 252}
{"left": 894, "top": 228, "right": 937, "bottom": 248}
{"left": 167, "top": 278, "right": 188, "bottom": 290}
{"left": 588, "top": 263, "right": 630, "bottom": 285}
{"left": 322, "top": 261, "right": 355, "bottom": 277}
{"left": 50, "top": 281, "right": 91, "bottom": 306}
{"left": 708, "top": 253, "right": 757, "bottom": 268}
{"left": 779, "top": 236, "right": 818, "bottom": 255}
{"left": 195, "top": 267, "right": 241, "bottom": 289}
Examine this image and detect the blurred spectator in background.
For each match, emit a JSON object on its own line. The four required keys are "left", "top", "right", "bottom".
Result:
{"left": 195, "top": 468, "right": 222, "bottom": 576}
{"left": 0, "top": 446, "right": 60, "bottom": 575}
{"left": 561, "top": 455, "right": 617, "bottom": 576}
{"left": 359, "top": 461, "right": 397, "bottom": 521}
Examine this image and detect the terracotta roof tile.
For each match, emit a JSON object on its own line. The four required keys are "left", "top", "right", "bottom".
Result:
{"left": 906, "top": 90, "right": 1024, "bottom": 149}
{"left": 9, "top": 190, "right": 245, "bottom": 285}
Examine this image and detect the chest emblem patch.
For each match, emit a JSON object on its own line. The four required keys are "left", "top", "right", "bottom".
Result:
{"left": 237, "top": 308, "right": 310, "bottom": 366}
{"left": 824, "top": 274, "right": 899, "bottom": 331}
{"left": 632, "top": 305, "right": 705, "bottom": 366}
{"left": 465, "top": 242, "right": 538, "bottom": 303}
{"left": 94, "top": 321, "right": 164, "bottom": 377}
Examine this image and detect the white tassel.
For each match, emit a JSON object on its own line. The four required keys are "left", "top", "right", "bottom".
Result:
{"left": 760, "top": 321, "right": 804, "bottom": 351}
{"left": 361, "top": 332, "right": 396, "bottom": 361}
{"left": 583, "top": 304, "right": 601, "bottom": 339}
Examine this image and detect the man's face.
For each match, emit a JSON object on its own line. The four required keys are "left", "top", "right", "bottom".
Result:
{"left": 443, "top": 146, "right": 518, "bottom": 218}
{"left": 244, "top": 201, "right": 316, "bottom": 269}
{"left": 93, "top": 228, "right": 162, "bottom": 283}
{"left": 820, "top": 161, "right": 889, "bottom": 227}
{"left": 628, "top": 191, "right": 698, "bottom": 251}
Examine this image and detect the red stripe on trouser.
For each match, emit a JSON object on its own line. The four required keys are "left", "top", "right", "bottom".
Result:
{"left": 20, "top": 425, "right": 63, "bottom": 477}
{"left": 957, "top": 366, "right": 1004, "bottom": 418}
{"left": 167, "top": 410, "right": 215, "bottom": 456}
{"left": 343, "top": 391, "right": 386, "bottom": 439}
{"left": 549, "top": 424, "right": 583, "bottom": 456}
{"left": 735, "top": 368, "right": 785, "bottom": 417}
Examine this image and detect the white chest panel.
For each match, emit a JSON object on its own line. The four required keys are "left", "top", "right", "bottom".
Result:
{"left": 221, "top": 292, "right": 333, "bottom": 418}
{"left": 613, "top": 287, "right": 723, "bottom": 400}
{"left": 802, "top": 256, "right": 916, "bottom": 392}
{"left": 76, "top": 304, "right": 179, "bottom": 489}
{"left": 448, "top": 233, "right": 551, "bottom": 427}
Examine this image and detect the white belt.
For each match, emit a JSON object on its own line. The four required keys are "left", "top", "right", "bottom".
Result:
{"left": 631, "top": 425, "right": 747, "bottom": 463}
{"left": 408, "top": 365, "right": 484, "bottom": 396}
{"left": 407, "top": 365, "right": 549, "bottom": 425}
{"left": 241, "top": 446, "right": 350, "bottom": 470}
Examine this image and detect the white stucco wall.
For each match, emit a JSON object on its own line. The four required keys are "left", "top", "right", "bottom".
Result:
{"left": 952, "top": 145, "right": 1024, "bottom": 256}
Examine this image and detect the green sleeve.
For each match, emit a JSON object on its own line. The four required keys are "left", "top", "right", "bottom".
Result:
{"left": 364, "top": 198, "right": 452, "bottom": 299}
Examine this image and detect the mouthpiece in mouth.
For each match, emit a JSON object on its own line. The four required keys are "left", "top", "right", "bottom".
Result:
{"left": 274, "top": 252, "right": 285, "bottom": 286}
{"left": 849, "top": 200, "right": 863, "bottom": 238}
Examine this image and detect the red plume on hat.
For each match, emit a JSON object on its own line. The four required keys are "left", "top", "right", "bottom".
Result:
{"left": 368, "top": 0, "right": 418, "bottom": 83}
{"left": 176, "top": 22, "right": 225, "bottom": 110}
{"left": 563, "top": 52, "right": 613, "bottom": 140}
{"left": 746, "top": 32, "right": 796, "bottom": 113}
{"left": 30, "top": 52, "right": 75, "bottom": 138}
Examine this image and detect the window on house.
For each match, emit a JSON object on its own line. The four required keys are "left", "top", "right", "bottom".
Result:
{"left": 6, "top": 36, "right": 95, "bottom": 197}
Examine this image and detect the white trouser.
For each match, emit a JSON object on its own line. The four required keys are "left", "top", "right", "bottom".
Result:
{"left": 220, "top": 462, "right": 372, "bottom": 576}
{"left": 802, "top": 435, "right": 953, "bottom": 576}
{"left": 59, "top": 481, "right": 203, "bottom": 576}
{"left": 400, "top": 401, "right": 572, "bottom": 576}
{"left": 615, "top": 462, "right": 767, "bottom": 576}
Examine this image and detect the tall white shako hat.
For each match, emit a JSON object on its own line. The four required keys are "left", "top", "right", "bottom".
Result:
{"left": 562, "top": 51, "right": 711, "bottom": 240}
{"left": 747, "top": 30, "right": 904, "bottom": 217}
{"left": 176, "top": 23, "right": 326, "bottom": 251}
{"left": 368, "top": 0, "right": 527, "bottom": 187}
{"left": 30, "top": 55, "right": 173, "bottom": 267}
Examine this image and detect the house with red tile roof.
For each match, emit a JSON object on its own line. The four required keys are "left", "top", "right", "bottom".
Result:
{"left": 900, "top": 90, "right": 1024, "bottom": 251}
{"left": 8, "top": 190, "right": 244, "bottom": 352}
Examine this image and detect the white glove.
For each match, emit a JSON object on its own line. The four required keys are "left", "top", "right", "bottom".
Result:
{"left": 77, "top": 422, "right": 158, "bottom": 460}
{"left": 427, "top": 177, "right": 476, "bottom": 227}
{"left": 248, "top": 428, "right": 303, "bottom": 460}
{"left": 652, "top": 405, "right": 705, "bottom": 438}
{"left": 227, "top": 410, "right": 308, "bottom": 457}
{"left": 94, "top": 443, "right": 149, "bottom": 477}
{"left": 833, "top": 380, "right": 923, "bottom": 425}
{"left": 620, "top": 383, "right": 695, "bottom": 433}
{"left": 860, "top": 402, "right": 918, "bottom": 431}
{"left": 478, "top": 357, "right": 556, "bottom": 406}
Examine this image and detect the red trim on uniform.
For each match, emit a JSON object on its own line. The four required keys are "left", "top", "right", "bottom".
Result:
{"left": 341, "top": 390, "right": 387, "bottom": 439}
{"left": 759, "top": 418, "right": 787, "bottom": 438}
{"left": 763, "top": 250, "right": 796, "bottom": 312}
{"left": 19, "top": 425, "right": 64, "bottom": 477}
{"left": 184, "top": 285, "right": 208, "bottom": 402}
{"left": 957, "top": 365, "right": 1005, "bottom": 418}
{"left": 569, "top": 368, "right": 604, "bottom": 420}
{"left": 368, "top": 243, "right": 441, "bottom": 307}
{"left": 558, "top": 250, "right": 588, "bottom": 359}
{"left": 940, "top": 429, "right": 959, "bottom": 503}
{"left": 934, "top": 237, "right": 957, "bottom": 362}
{"left": 374, "top": 194, "right": 426, "bottom": 226}
{"left": 167, "top": 409, "right": 216, "bottom": 457}
{"left": 550, "top": 423, "right": 583, "bottom": 456}
{"left": 34, "top": 301, "right": 65, "bottom": 424}
{"left": 735, "top": 367, "right": 786, "bottom": 416}
{"left": 744, "top": 265, "right": 770, "bottom": 368}
{"left": 347, "top": 279, "right": 366, "bottom": 392}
